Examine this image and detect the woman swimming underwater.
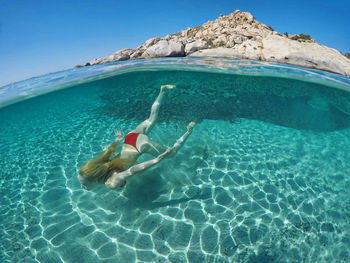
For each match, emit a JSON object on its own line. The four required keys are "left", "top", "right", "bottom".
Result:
{"left": 78, "top": 84, "right": 195, "bottom": 190}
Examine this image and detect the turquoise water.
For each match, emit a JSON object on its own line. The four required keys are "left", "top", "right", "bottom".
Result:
{"left": 1, "top": 59, "right": 350, "bottom": 263}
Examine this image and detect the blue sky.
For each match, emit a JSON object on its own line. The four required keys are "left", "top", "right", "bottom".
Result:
{"left": 0, "top": 0, "right": 349, "bottom": 87}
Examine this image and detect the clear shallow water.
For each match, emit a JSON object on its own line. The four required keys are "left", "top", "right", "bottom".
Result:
{"left": 1, "top": 59, "right": 350, "bottom": 263}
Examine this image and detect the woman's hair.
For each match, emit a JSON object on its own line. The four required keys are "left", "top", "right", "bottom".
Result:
{"left": 79, "top": 141, "right": 134, "bottom": 183}
{"left": 106, "top": 158, "right": 133, "bottom": 171}
{"left": 79, "top": 156, "right": 133, "bottom": 183}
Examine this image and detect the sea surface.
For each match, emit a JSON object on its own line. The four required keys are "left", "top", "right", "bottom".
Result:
{"left": 1, "top": 58, "right": 350, "bottom": 263}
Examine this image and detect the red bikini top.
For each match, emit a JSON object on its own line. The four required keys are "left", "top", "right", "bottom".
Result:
{"left": 120, "top": 180, "right": 127, "bottom": 188}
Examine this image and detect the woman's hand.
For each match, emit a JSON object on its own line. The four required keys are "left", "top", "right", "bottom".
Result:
{"left": 105, "top": 172, "right": 121, "bottom": 189}
{"left": 103, "top": 143, "right": 113, "bottom": 151}
{"left": 115, "top": 128, "right": 124, "bottom": 142}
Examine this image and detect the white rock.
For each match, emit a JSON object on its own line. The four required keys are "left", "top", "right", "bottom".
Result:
{"left": 233, "top": 35, "right": 244, "bottom": 44}
{"left": 144, "top": 37, "right": 161, "bottom": 48}
{"left": 226, "top": 35, "right": 236, "bottom": 48}
{"left": 262, "top": 35, "right": 350, "bottom": 76}
{"left": 232, "top": 40, "right": 262, "bottom": 60}
{"left": 189, "top": 48, "right": 245, "bottom": 59}
{"left": 185, "top": 40, "right": 208, "bottom": 55}
{"left": 213, "top": 35, "right": 227, "bottom": 46}
{"left": 195, "top": 31, "right": 204, "bottom": 38}
{"left": 89, "top": 48, "right": 133, "bottom": 65}
{"left": 130, "top": 50, "right": 143, "bottom": 59}
{"left": 143, "top": 40, "right": 185, "bottom": 57}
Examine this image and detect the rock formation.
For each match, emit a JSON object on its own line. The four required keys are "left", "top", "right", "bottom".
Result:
{"left": 77, "top": 10, "right": 350, "bottom": 77}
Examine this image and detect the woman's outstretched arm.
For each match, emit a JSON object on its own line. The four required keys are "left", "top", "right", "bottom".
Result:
{"left": 98, "top": 129, "right": 124, "bottom": 161}
{"left": 105, "top": 122, "right": 195, "bottom": 189}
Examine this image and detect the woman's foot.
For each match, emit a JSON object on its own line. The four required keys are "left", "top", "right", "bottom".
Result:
{"left": 187, "top": 122, "right": 195, "bottom": 133}
{"left": 161, "top": 84, "right": 176, "bottom": 92}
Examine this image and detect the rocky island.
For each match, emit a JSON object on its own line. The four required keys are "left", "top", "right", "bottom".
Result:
{"left": 77, "top": 10, "right": 350, "bottom": 77}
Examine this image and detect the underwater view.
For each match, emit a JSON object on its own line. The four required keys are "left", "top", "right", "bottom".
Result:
{"left": 1, "top": 58, "right": 350, "bottom": 263}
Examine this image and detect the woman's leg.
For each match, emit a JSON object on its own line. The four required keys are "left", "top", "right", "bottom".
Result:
{"left": 137, "top": 122, "right": 195, "bottom": 157}
{"left": 137, "top": 134, "right": 167, "bottom": 157}
{"left": 133, "top": 85, "right": 175, "bottom": 135}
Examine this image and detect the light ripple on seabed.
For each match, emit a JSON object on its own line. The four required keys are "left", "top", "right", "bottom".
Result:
{"left": 0, "top": 59, "right": 350, "bottom": 263}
